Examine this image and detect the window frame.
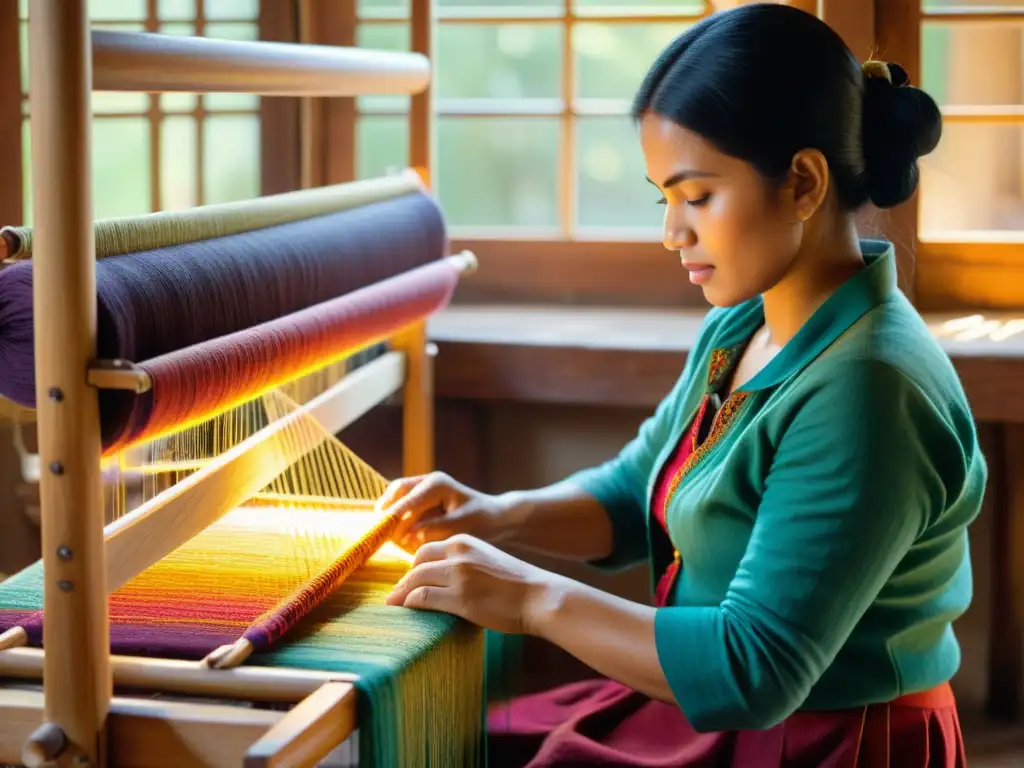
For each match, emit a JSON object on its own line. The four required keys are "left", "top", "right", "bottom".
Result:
{"left": 910, "top": 4, "right": 1024, "bottom": 310}
{"left": 352, "top": 0, "right": 1024, "bottom": 311}
{"left": 0, "top": 0, "right": 294, "bottom": 229}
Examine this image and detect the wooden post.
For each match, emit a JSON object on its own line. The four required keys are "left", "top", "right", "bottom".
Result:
{"left": 394, "top": 323, "right": 435, "bottom": 477}
{"left": 26, "top": 1, "right": 111, "bottom": 765}
{"left": 407, "top": 0, "right": 436, "bottom": 482}
{"left": 874, "top": 0, "right": 921, "bottom": 300}
{"left": 410, "top": 0, "right": 434, "bottom": 176}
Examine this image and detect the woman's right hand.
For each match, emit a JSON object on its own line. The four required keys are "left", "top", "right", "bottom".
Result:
{"left": 378, "top": 471, "right": 518, "bottom": 552}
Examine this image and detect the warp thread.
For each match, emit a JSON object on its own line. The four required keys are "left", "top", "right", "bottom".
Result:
{"left": 243, "top": 506, "right": 403, "bottom": 652}
{"left": 0, "top": 504, "right": 486, "bottom": 768}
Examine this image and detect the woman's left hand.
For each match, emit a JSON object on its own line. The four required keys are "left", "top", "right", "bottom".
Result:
{"left": 385, "top": 534, "right": 559, "bottom": 636}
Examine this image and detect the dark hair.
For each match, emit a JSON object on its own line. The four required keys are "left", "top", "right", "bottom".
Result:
{"left": 631, "top": 3, "right": 942, "bottom": 210}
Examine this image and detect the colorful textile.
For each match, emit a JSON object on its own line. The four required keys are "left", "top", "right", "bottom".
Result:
{"left": 0, "top": 504, "right": 486, "bottom": 768}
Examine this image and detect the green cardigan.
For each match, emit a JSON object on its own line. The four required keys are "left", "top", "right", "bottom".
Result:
{"left": 569, "top": 240, "right": 987, "bottom": 732}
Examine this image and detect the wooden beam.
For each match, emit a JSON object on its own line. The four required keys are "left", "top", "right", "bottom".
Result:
{"left": 0, "top": 0, "right": 22, "bottom": 228}
{"left": 1, "top": 688, "right": 281, "bottom": 768}
{"left": 820, "top": 0, "right": 874, "bottom": 60}
{"left": 28, "top": 1, "right": 111, "bottom": 763}
{"left": 393, "top": 323, "right": 435, "bottom": 476}
{"left": 874, "top": 0, "right": 921, "bottom": 301}
{"left": 0, "top": 647, "right": 357, "bottom": 703}
{"left": 102, "top": 349, "right": 406, "bottom": 593}
{"left": 259, "top": 0, "right": 302, "bottom": 196}
{"left": 428, "top": 306, "right": 1024, "bottom": 423}
{"left": 244, "top": 682, "right": 357, "bottom": 768}
{"left": 90, "top": 29, "right": 430, "bottom": 96}
{"left": 410, "top": 0, "right": 435, "bottom": 177}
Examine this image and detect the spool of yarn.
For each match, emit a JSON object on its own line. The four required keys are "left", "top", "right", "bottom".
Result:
{"left": 113, "top": 256, "right": 461, "bottom": 452}
{"left": 1, "top": 170, "right": 425, "bottom": 261}
{"left": 0, "top": 190, "right": 447, "bottom": 425}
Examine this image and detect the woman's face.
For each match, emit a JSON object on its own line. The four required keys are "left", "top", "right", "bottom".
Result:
{"left": 638, "top": 112, "right": 804, "bottom": 307}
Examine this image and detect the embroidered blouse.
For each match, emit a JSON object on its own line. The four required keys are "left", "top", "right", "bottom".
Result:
{"left": 568, "top": 240, "right": 987, "bottom": 732}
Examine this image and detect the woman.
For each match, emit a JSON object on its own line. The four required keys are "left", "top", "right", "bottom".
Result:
{"left": 382, "top": 4, "right": 984, "bottom": 766}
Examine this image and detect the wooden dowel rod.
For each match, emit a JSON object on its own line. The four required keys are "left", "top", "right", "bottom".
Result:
{"left": 393, "top": 321, "right": 434, "bottom": 477}
{"left": 0, "top": 648, "right": 358, "bottom": 703}
{"left": 1, "top": 688, "right": 287, "bottom": 768}
{"left": 92, "top": 30, "right": 431, "bottom": 96}
{"left": 27, "top": 1, "right": 111, "bottom": 764}
{"left": 87, "top": 361, "right": 153, "bottom": 393}
{"left": 448, "top": 249, "right": 478, "bottom": 275}
{"left": 243, "top": 682, "right": 357, "bottom": 768}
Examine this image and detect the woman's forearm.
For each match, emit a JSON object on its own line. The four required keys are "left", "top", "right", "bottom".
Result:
{"left": 526, "top": 575, "right": 677, "bottom": 703}
{"left": 494, "top": 482, "right": 615, "bottom": 562}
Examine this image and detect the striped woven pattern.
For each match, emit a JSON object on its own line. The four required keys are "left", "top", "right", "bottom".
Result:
{"left": 0, "top": 503, "right": 485, "bottom": 767}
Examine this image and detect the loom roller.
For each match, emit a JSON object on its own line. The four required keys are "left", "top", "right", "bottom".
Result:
{"left": 0, "top": 171, "right": 486, "bottom": 767}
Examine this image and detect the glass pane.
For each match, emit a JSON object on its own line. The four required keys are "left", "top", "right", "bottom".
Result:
{"left": 357, "top": 24, "right": 411, "bottom": 112}
{"left": 438, "top": 24, "right": 561, "bottom": 100}
{"left": 203, "top": 115, "right": 260, "bottom": 204}
{"left": 576, "top": 116, "right": 659, "bottom": 232}
{"left": 160, "top": 21, "right": 196, "bottom": 35}
{"left": 921, "top": 22, "right": 1024, "bottom": 105}
{"left": 159, "top": 0, "right": 196, "bottom": 20}
{"left": 161, "top": 116, "right": 197, "bottom": 211}
{"left": 574, "top": 0, "right": 703, "bottom": 13}
{"left": 920, "top": 123, "right": 1024, "bottom": 233}
{"left": 88, "top": 0, "right": 147, "bottom": 20}
{"left": 22, "top": 118, "right": 154, "bottom": 225}
{"left": 205, "top": 0, "right": 259, "bottom": 20}
{"left": 575, "top": 23, "right": 686, "bottom": 102}
{"left": 358, "top": 0, "right": 409, "bottom": 16}
{"left": 93, "top": 118, "right": 153, "bottom": 219}
{"left": 356, "top": 116, "right": 410, "bottom": 180}
{"left": 437, "top": 118, "right": 559, "bottom": 227}
{"left": 204, "top": 23, "right": 261, "bottom": 110}
{"left": 441, "top": 0, "right": 560, "bottom": 5}
{"left": 92, "top": 91, "right": 149, "bottom": 114}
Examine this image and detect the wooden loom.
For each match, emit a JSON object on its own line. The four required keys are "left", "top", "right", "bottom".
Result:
{"left": 0, "top": 1, "right": 478, "bottom": 766}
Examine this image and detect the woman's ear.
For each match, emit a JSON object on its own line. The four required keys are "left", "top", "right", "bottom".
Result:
{"left": 781, "top": 148, "right": 830, "bottom": 223}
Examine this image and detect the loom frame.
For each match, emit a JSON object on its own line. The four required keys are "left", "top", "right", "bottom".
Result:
{"left": 0, "top": 1, "right": 456, "bottom": 766}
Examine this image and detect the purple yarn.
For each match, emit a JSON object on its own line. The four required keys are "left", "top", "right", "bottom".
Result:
{"left": 0, "top": 264, "right": 34, "bottom": 407}
{"left": 0, "top": 192, "right": 447, "bottom": 445}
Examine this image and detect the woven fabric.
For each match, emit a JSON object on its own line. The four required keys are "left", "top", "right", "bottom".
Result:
{"left": 0, "top": 504, "right": 485, "bottom": 768}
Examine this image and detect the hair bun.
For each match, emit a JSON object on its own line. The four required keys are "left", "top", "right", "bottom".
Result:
{"left": 860, "top": 59, "right": 943, "bottom": 209}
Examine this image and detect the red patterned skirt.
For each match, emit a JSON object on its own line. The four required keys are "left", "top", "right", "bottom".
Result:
{"left": 486, "top": 677, "right": 965, "bottom": 767}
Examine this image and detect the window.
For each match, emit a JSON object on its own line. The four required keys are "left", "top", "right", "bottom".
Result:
{"left": 355, "top": 0, "right": 709, "bottom": 239}
{"left": 919, "top": 0, "right": 1024, "bottom": 239}
{"left": 18, "top": 0, "right": 262, "bottom": 225}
